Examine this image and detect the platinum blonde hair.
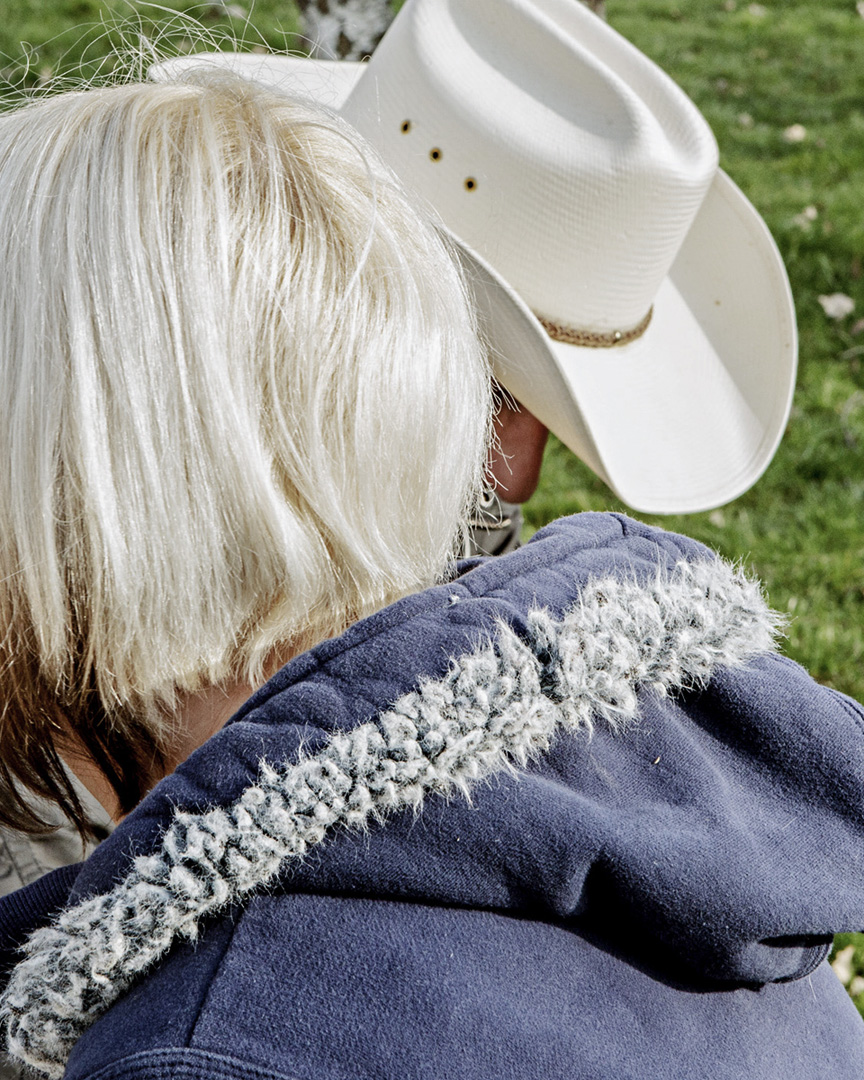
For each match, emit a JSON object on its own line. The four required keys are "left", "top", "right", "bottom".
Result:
{"left": 0, "top": 71, "right": 491, "bottom": 826}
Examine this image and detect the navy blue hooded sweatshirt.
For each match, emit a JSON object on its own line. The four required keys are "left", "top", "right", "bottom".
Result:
{"left": 1, "top": 513, "right": 864, "bottom": 1079}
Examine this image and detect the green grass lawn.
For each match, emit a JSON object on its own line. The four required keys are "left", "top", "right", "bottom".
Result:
{"left": 0, "top": 1, "right": 302, "bottom": 92}
{"left": 1, "top": 0, "right": 863, "bottom": 1015}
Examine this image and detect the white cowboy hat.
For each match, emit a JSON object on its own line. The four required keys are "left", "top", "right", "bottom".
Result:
{"left": 153, "top": 0, "right": 797, "bottom": 514}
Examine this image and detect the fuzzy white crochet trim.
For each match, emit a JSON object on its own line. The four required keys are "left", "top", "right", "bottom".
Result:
{"left": 1, "top": 559, "right": 783, "bottom": 1077}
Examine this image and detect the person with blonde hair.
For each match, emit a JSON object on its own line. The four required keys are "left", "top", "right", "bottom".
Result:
{"left": 2, "top": 5, "right": 864, "bottom": 1079}
{"left": 0, "top": 69, "right": 491, "bottom": 839}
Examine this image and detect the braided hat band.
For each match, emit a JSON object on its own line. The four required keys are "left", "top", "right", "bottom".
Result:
{"left": 538, "top": 307, "right": 654, "bottom": 349}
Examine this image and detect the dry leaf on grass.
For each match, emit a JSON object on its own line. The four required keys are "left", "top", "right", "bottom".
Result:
{"left": 793, "top": 205, "right": 818, "bottom": 229}
{"left": 784, "top": 123, "right": 807, "bottom": 143}
{"left": 818, "top": 293, "right": 855, "bottom": 319}
{"left": 832, "top": 945, "right": 855, "bottom": 985}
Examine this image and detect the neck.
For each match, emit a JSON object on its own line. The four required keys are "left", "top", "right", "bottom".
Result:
{"left": 64, "top": 660, "right": 291, "bottom": 824}
{"left": 164, "top": 677, "right": 262, "bottom": 775}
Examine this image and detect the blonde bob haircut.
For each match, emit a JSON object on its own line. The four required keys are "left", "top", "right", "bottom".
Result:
{"left": 0, "top": 71, "right": 491, "bottom": 834}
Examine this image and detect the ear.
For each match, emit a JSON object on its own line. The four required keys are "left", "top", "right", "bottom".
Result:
{"left": 487, "top": 388, "right": 549, "bottom": 504}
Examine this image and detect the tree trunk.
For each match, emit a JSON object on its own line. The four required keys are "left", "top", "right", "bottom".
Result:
{"left": 295, "top": 0, "right": 394, "bottom": 60}
{"left": 296, "top": 0, "right": 606, "bottom": 61}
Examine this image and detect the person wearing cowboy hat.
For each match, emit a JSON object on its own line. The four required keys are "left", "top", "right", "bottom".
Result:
{"left": 158, "top": 0, "right": 797, "bottom": 520}
{"left": 156, "top": 0, "right": 797, "bottom": 551}
{"left": 2, "top": 4, "right": 864, "bottom": 1080}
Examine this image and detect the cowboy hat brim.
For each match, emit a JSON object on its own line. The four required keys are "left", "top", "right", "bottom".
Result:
{"left": 153, "top": 53, "right": 796, "bottom": 515}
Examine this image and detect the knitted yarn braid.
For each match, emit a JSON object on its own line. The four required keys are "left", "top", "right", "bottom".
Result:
{"left": 1, "top": 559, "right": 782, "bottom": 1077}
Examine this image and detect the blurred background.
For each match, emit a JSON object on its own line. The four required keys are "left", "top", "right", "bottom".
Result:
{"left": 2, "top": 0, "right": 863, "bottom": 1013}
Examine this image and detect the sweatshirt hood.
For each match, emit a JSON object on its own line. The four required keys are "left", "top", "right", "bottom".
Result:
{"left": 4, "top": 513, "right": 864, "bottom": 1078}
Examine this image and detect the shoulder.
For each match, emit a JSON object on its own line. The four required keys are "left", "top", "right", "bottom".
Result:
{"left": 69, "top": 511, "right": 770, "bottom": 902}
{"left": 234, "top": 511, "right": 724, "bottom": 716}
{"left": 5, "top": 513, "right": 835, "bottom": 1080}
